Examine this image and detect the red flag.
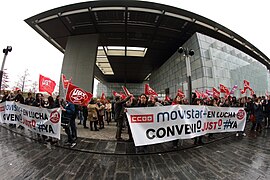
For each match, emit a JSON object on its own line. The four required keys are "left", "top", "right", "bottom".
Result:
{"left": 249, "top": 87, "right": 255, "bottom": 96}
{"left": 206, "top": 89, "right": 213, "bottom": 96}
{"left": 213, "top": 87, "right": 220, "bottom": 98}
{"left": 39, "top": 74, "right": 56, "bottom": 95}
{"left": 65, "top": 83, "right": 93, "bottom": 106}
{"left": 240, "top": 86, "right": 249, "bottom": 94}
{"left": 219, "top": 84, "right": 230, "bottom": 95}
{"left": 100, "top": 92, "right": 106, "bottom": 101}
{"left": 165, "top": 95, "right": 171, "bottom": 102}
{"left": 112, "top": 90, "right": 121, "bottom": 97}
{"left": 145, "top": 84, "right": 158, "bottom": 96}
{"left": 62, "top": 74, "right": 72, "bottom": 89}
{"left": 195, "top": 90, "right": 201, "bottom": 99}
{"left": 177, "top": 89, "right": 185, "bottom": 98}
{"left": 122, "top": 86, "right": 131, "bottom": 96}
{"left": 120, "top": 92, "right": 127, "bottom": 100}
{"left": 244, "top": 80, "right": 250, "bottom": 88}
{"left": 201, "top": 91, "right": 208, "bottom": 99}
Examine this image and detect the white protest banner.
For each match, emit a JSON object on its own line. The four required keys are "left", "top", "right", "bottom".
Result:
{"left": 126, "top": 105, "right": 246, "bottom": 146}
{"left": 0, "top": 101, "right": 61, "bottom": 139}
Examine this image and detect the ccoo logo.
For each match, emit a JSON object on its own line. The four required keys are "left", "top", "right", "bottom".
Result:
{"left": 130, "top": 114, "right": 154, "bottom": 123}
{"left": 69, "top": 88, "right": 88, "bottom": 104}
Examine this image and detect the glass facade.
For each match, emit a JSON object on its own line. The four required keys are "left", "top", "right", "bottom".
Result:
{"left": 96, "top": 81, "right": 146, "bottom": 98}
{"left": 150, "top": 32, "right": 270, "bottom": 97}
{"left": 97, "top": 32, "right": 270, "bottom": 98}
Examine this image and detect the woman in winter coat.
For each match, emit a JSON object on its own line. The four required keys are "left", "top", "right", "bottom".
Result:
{"left": 87, "top": 99, "right": 99, "bottom": 131}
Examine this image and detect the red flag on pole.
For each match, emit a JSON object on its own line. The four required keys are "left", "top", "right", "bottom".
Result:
{"left": 195, "top": 90, "right": 201, "bottom": 99}
{"left": 39, "top": 74, "right": 56, "bottom": 95}
{"left": 122, "top": 86, "right": 131, "bottom": 96}
{"left": 62, "top": 74, "right": 72, "bottom": 89}
{"left": 120, "top": 92, "right": 127, "bottom": 100}
{"left": 249, "top": 87, "right": 255, "bottom": 96}
{"left": 240, "top": 86, "right": 249, "bottom": 94}
{"left": 201, "top": 91, "right": 208, "bottom": 99}
{"left": 100, "top": 92, "right": 106, "bottom": 101}
{"left": 165, "top": 95, "right": 171, "bottom": 102}
{"left": 112, "top": 90, "right": 121, "bottom": 97}
{"left": 244, "top": 80, "right": 250, "bottom": 88}
{"left": 177, "top": 89, "right": 185, "bottom": 98}
{"left": 65, "top": 83, "right": 93, "bottom": 106}
{"left": 212, "top": 87, "right": 220, "bottom": 98}
{"left": 206, "top": 89, "right": 213, "bottom": 96}
{"left": 145, "top": 84, "right": 158, "bottom": 96}
{"left": 219, "top": 84, "right": 230, "bottom": 95}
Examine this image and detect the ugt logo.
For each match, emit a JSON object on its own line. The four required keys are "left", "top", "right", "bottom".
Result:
{"left": 50, "top": 110, "right": 60, "bottom": 124}
{"left": 42, "top": 80, "right": 51, "bottom": 86}
{"left": 130, "top": 114, "right": 154, "bottom": 123}
{"left": 69, "top": 88, "right": 88, "bottom": 104}
{"left": 237, "top": 109, "right": 245, "bottom": 120}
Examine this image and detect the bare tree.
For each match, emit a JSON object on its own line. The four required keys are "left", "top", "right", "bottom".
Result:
{"left": 15, "top": 69, "right": 31, "bottom": 92}
{"left": 29, "top": 81, "right": 38, "bottom": 93}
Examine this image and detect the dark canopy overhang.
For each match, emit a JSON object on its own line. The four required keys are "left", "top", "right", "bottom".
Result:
{"left": 25, "top": 0, "right": 270, "bottom": 83}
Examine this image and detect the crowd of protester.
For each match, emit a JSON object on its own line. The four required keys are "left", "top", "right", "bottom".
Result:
{"left": 1, "top": 89, "right": 269, "bottom": 150}
{"left": 114, "top": 92, "right": 270, "bottom": 151}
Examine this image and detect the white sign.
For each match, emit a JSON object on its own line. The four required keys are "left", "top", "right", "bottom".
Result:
{"left": 0, "top": 101, "right": 61, "bottom": 139}
{"left": 126, "top": 105, "right": 246, "bottom": 146}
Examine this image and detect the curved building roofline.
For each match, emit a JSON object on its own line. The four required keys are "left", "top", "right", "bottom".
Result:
{"left": 25, "top": 0, "right": 270, "bottom": 82}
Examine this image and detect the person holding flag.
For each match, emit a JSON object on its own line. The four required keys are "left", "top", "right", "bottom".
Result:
{"left": 114, "top": 94, "right": 132, "bottom": 141}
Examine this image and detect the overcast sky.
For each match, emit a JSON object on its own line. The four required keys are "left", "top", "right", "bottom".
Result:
{"left": 0, "top": 0, "right": 269, "bottom": 96}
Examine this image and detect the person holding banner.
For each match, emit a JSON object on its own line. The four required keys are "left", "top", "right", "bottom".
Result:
{"left": 33, "top": 93, "right": 45, "bottom": 108}
{"left": 171, "top": 95, "right": 183, "bottom": 148}
{"left": 54, "top": 95, "right": 61, "bottom": 108}
{"left": 193, "top": 98, "right": 204, "bottom": 145}
{"left": 32, "top": 93, "right": 46, "bottom": 141}
{"left": 235, "top": 98, "right": 247, "bottom": 137}
{"left": 25, "top": 92, "right": 35, "bottom": 106}
{"left": 61, "top": 101, "right": 77, "bottom": 148}
{"left": 252, "top": 98, "right": 264, "bottom": 133}
{"left": 115, "top": 94, "right": 132, "bottom": 141}
{"left": 136, "top": 94, "right": 149, "bottom": 153}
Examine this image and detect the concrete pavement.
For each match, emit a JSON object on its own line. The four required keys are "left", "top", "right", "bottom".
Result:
{"left": 0, "top": 122, "right": 270, "bottom": 179}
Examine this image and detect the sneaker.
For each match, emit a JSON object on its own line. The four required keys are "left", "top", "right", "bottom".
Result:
{"left": 242, "top": 133, "right": 246, "bottom": 136}
{"left": 236, "top": 133, "right": 239, "bottom": 137}
{"left": 70, "top": 142, "right": 77, "bottom": 148}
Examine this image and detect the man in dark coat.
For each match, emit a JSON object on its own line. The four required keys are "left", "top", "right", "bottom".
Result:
{"left": 114, "top": 95, "right": 131, "bottom": 141}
